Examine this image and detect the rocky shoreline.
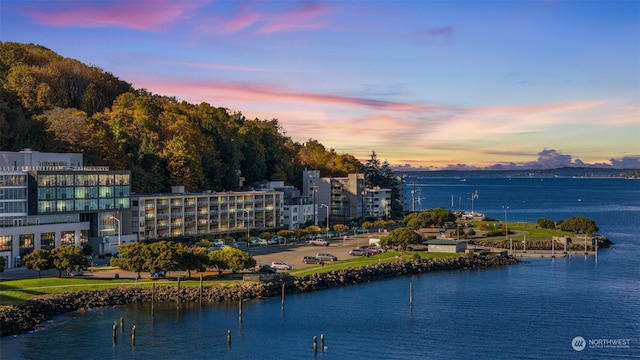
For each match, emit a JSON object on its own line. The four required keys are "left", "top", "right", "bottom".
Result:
{"left": 0, "top": 255, "right": 518, "bottom": 337}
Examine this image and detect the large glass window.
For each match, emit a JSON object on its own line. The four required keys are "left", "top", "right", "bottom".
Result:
{"left": 99, "top": 186, "right": 114, "bottom": 198}
{"left": 19, "top": 234, "right": 34, "bottom": 256}
{"left": 38, "top": 174, "right": 56, "bottom": 187}
{"left": 75, "top": 199, "right": 99, "bottom": 211}
{"left": 56, "top": 200, "right": 74, "bottom": 212}
{"left": 99, "top": 174, "right": 114, "bottom": 185}
{"left": 38, "top": 200, "right": 55, "bottom": 213}
{"left": 57, "top": 187, "right": 74, "bottom": 200}
{"left": 61, "top": 231, "right": 75, "bottom": 246}
{"left": 40, "top": 232, "right": 55, "bottom": 250}
{"left": 56, "top": 174, "right": 74, "bottom": 186}
{"left": 115, "top": 174, "right": 130, "bottom": 186}
{"left": 0, "top": 235, "right": 12, "bottom": 251}
{"left": 75, "top": 174, "right": 98, "bottom": 186}
{"left": 80, "top": 230, "right": 88, "bottom": 245}
{"left": 0, "top": 175, "right": 26, "bottom": 186}
{"left": 100, "top": 198, "right": 114, "bottom": 209}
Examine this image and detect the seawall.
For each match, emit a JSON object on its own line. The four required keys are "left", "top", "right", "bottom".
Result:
{"left": 0, "top": 255, "right": 518, "bottom": 337}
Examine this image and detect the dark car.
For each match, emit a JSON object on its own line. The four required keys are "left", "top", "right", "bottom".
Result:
{"left": 255, "top": 264, "right": 277, "bottom": 274}
{"left": 302, "top": 256, "right": 324, "bottom": 264}
{"left": 349, "top": 248, "right": 368, "bottom": 256}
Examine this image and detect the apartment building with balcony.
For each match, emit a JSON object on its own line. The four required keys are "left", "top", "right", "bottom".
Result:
{"left": 130, "top": 186, "right": 283, "bottom": 241}
{"left": 302, "top": 170, "right": 397, "bottom": 224}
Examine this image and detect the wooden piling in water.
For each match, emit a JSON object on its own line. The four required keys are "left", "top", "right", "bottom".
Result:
{"left": 410, "top": 279, "right": 413, "bottom": 312}
{"left": 151, "top": 283, "right": 155, "bottom": 318}
{"left": 199, "top": 275, "right": 203, "bottom": 306}
{"left": 320, "top": 334, "right": 325, "bottom": 351}
{"left": 177, "top": 277, "right": 181, "bottom": 308}
{"left": 238, "top": 290, "right": 243, "bottom": 324}
{"left": 120, "top": 317, "right": 124, "bottom": 332}
{"left": 112, "top": 323, "right": 118, "bottom": 341}
{"left": 281, "top": 283, "right": 285, "bottom": 312}
{"left": 227, "top": 330, "right": 231, "bottom": 346}
{"left": 313, "top": 336, "right": 317, "bottom": 354}
{"left": 131, "top": 325, "right": 136, "bottom": 344}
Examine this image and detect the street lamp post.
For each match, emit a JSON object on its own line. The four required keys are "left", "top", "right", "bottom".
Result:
{"left": 311, "top": 185, "right": 318, "bottom": 226}
{"left": 502, "top": 205, "right": 509, "bottom": 241}
{"left": 320, "top": 204, "right": 329, "bottom": 231}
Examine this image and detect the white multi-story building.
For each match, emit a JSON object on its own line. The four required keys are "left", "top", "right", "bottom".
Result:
{"left": 259, "top": 181, "right": 313, "bottom": 230}
{"left": 0, "top": 150, "right": 132, "bottom": 267}
{"left": 129, "top": 186, "right": 284, "bottom": 241}
{"left": 364, "top": 187, "right": 392, "bottom": 219}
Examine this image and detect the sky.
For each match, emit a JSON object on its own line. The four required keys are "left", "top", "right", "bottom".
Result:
{"left": 2, "top": 0, "right": 639, "bottom": 170}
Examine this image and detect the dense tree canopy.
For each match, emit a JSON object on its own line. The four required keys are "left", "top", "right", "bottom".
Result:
{"left": 380, "top": 228, "right": 423, "bottom": 250}
{"left": 23, "top": 248, "right": 51, "bottom": 276}
{"left": 50, "top": 246, "right": 87, "bottom": 277}
{"left": 364, "top": 151, "right": 402, "bottom": 218}
{"left": 558, "top": 216, "right": 599, "bottom": 234}
{"left": 0, "top": 42, "right": 366, "bottom": 194}
{"left": 403, "top": 208, "right": 457, "bottom": 229}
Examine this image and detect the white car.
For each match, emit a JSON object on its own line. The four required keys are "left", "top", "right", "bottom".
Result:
{"left": 212, "top": 239, "right": 225, "bottom": 246}
{"left": 308, "top": 239, "right": 329, "bottom": 246}
{"left": 270, "top": 261, "right": 292, "bottom": 270}
{"left": 250, "top": 237, "right": 268, "bottom": 246}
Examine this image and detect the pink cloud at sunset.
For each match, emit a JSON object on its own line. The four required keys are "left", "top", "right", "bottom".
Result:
{"left": 19, "top": 0, "right": 205, "bottom": 31}
{"left": 217, "top": 1, "right": 336, "bottom": 34}
{"left": 132, "top": 78, "right": 450, "bottom": 113}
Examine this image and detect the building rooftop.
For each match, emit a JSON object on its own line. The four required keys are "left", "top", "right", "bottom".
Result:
{"left": 422, "top": 240, "right": 466, "bottom": 245}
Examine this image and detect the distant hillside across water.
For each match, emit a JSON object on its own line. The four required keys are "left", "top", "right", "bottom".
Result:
{"left": 397, "top": 167, "right": 638, "bottom": 179}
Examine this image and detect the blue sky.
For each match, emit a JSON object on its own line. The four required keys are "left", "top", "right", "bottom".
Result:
{"left": 2, "top": 0, "right": 639, "bottom": 169}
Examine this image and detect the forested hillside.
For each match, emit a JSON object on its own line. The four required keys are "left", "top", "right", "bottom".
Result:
{"left": 0, "top": 42, "right": 364, "bottom": 193}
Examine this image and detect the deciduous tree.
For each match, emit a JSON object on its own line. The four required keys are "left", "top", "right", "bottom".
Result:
{"left": 24, "top": 249, "right": 51, "bottom": 276}
{"left": 380, "top": 228, "right": 423, "bottom": 250}
{"left": 50, "top": 246, "right": 87, "bottom": 277}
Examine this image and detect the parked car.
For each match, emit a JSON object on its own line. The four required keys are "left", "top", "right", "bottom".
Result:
{"left": 308, "top": 239, "right": 329, "bottom": 246}
{"left": 254, "top": 264, "right": 277, "bottom": 274}
{"left": 212, "top": 239, "right": 225, "bottom": 246}
{"left": 150, "top": 270, "right": 164, "bottom": 278}
{"left": 349, "top": 248, "right": 368, "bottom": 256}
{"left": 271, "top": 261, "right": 293, "bottom": 270}
{"left": 302, "top": 256, "right": 324, "bottom": 264}
{"left": 356, "top": 228, "right": 368, "bottom": 234}
{"left": 69, "top": 269, "right": 84, "bottom": 276}
{"left": 360, "top": 246, "right": 382, "bottom": 254}
{"left": 316, "top": 253, "right": 338, "bottom": 262}
{"left": 271, "top": 235, "right": 285, "bottom": 244}
{"left": 360, "top": 247, "right": 378, "bottom": 256}
{"left": 250, "top": 237, "right": 268, "bottom": 246}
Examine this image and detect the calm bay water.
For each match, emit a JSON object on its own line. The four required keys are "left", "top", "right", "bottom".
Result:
{"left": 2, "top": 176, "right": 639, "bottom": 359}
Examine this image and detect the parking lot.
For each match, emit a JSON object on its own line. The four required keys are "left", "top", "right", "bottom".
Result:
{"left": 247, "top": 235, "right": 378, "bottom": 270}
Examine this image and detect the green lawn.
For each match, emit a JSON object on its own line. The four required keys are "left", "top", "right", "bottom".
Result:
{"left": 471, "top": 220, "right": 577, "bottom": 243}
{"left": 0, "top": 276, "right": 237, "bottom": 306}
